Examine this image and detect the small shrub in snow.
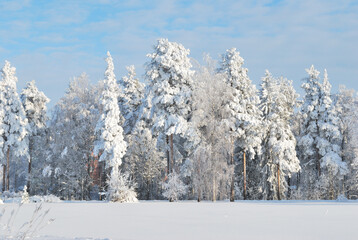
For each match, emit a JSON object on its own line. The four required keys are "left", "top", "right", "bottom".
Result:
{"left": 21, "top": 185, "right": 30, "bottom": 204}
{"left": 162, "top": 171, "right": 187, "bottom": 202}
{"left": 107, "top": 170, "right": 138, "bottom": 203}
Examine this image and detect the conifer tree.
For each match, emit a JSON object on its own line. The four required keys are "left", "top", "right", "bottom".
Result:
{"left": 336, "top": 86, "right": 358, "bottom": 198}
{"left": 260, "top": 70, "right": 300, "bottom": 200}
{"left": 317, "top": 70, "right": 347, "bottom": 199}
{"left": 218, "top": 48, "right": 262, "bottom": 200}
{"left": 118, "top": 65, "right": 144, "bottom": 135}
{"left": 94, "top": 52, "right": 135, "bottom": 202}
{"left": 0, "top": 61, "right": 28, "bottom": 191}
{"left": 298, "top": 66, "right": 346, "bottom": 199}
{"left": 145, "top": 39, "right": 194, "bottom": 183}
{"left": 21, "top": 80, "right": 49, "bottom": 194}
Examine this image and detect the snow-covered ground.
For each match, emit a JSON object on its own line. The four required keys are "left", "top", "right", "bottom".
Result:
{"left": 1, "top": 200, "right": 357, "bottom": 240}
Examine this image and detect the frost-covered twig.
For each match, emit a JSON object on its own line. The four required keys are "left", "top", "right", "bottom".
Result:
{"left": 0, "top": 203, "right": 54, "bottom": 239}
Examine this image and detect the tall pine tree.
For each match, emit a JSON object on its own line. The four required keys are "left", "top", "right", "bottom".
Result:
{"left": 0, "top": 61, "right": 28, "bottom": 192}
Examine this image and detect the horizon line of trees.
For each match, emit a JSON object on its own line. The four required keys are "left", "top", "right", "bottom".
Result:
{"left": 1, "top": 38, "right": 358, "bottom": 202}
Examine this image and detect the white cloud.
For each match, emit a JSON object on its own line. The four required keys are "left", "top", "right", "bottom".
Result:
{"left": 1, "top": 0, "right": 357, "bottom": 106}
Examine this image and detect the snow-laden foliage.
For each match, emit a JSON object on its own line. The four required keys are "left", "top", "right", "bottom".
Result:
{"left": 162, "top": 171, "right": 187, "bottom": 201}
{"left": 260, "top": 70, "right": 300, "bottom": 200}
{"left": 218, "top": 48, "right": 262, "bottom": 157}
{"left": 118, "top": 65, "right": 144, "bottom": 135}
{"left": 146, "top": 38, "right": 194, "bottom": 137}
{"left": 0, "top": 61, "right": 29, "bottom": 158}
{"left": 21, "top": 80, "right": 49, "bottom": 136}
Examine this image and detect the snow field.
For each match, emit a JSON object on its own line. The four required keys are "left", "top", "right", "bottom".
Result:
{"left": 1, "top": 201, "right": 357, "bottom": 240}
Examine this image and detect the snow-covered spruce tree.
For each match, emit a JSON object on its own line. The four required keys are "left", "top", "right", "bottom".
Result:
{"left": 46, "top": 73, "right": 101, "bottom": 199}
{"left": 297, "top": 65, "right": 321, "bottom": 199}
{"left": 218, "top": 48, "right": 262, "bottom": 200}
{"left": 0, "top": 61, "right": 28, "bottom": 192}
{"left": 117, "top": 65, "right": 147, "bottom": 185}
{"left": 190, "top": 56, "right": 232, "bottom": 201}
{"left": 21, "top": 80, "right": 49, "bottom": 194}
{"left": 317, "top": 70, "right": 347, "bottom": 199}
{"left": 298, "top": 66, "right": 346, "bottom": 199}
{"left": 145, "top": 39, "right": 194, "bottom": 201}
{"left": 259, "top": 70, "right": 300, "bottom": 200}
{"left": 94, "top": 52, "right": 136, "bottom": 202}
{"left": 335, "top": 86, "right": 358, "bottom": 198}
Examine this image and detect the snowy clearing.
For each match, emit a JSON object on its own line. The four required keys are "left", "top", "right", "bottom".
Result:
{"left": 1, "top": 200, "right": 357, "bottom": 240}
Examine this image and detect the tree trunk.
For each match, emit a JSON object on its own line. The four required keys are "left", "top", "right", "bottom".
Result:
{"left": 230, "top": 137, "right": 235, "bottom": 202}
{"left": 168, "top": 134, "right": 175, "bottom": 202}
{"left": 277, "top": 164, "right": 281, "bottom": 200}
{"left": 27, "top": 140, "right": 33, "bottom": 194}
{"left": 316, "top": 154, "right": 321, "bottom": 177}
{"left": 166, "top": 135, "right": 170, "bottom": 174}
{"left": 287, "top": 176, "right": 291, "bottom": 199}
{"left": 2, "top": 165, "right": 5, "bottom": 192}
{"left": 212, "top": 177, "right": 216, "bottom": 202}
{"left": 169, "top": 134, "right": 174, "bottom": 173}
{"left": 197, "top": 187, "right": 201, "bottom": 202}
{"left": 14, "top": 161, "right": 17, "bottom": 192}
{"left": 243, "top": 151, "right": 247, "bottom": 200}
{"left": 6, "top": 147, "right": 10, "bottom": 191}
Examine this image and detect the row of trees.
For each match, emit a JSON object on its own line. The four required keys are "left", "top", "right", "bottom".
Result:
{"left": 1, "top": 39, "right": 358, "bottom": 202}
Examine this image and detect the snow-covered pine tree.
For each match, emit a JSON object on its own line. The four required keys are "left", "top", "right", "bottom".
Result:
{"left": 117, "top": 65, "right": 147, "bottom": 187}
{"left": 317, "top": 70, "right": 347, "bottom": 199}
{"left": 94, "top": 52, "right": 135, "bottom": 202}
{"left": 335, "top": 86, "right": 358, "bottom": 198}
{"left": 118, "top": 65, "right": 144, "bottom": 135}
{"left": 259, "top": 70, "right": 300, "bottom": 200}
{"left": 298, "top": 66, "right": 346, "bottom": 199}
{"left": 0, "top": 61, "right": 28, "bottom": 192}
{"left": 218, "top": 48, "right": 262, "bottom": 200}
{"left": 298, "top": 65, "right": 321, "bottom": 199}
{"left": 21, "top": 80, "right": 49, "bottom": 194}
{"left": 145, "top": 39, "right": 194, "bottom": 201}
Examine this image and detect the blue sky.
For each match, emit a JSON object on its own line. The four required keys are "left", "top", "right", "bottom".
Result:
{"left": 0, "top": 0, "right": 357, "bottom": 108}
